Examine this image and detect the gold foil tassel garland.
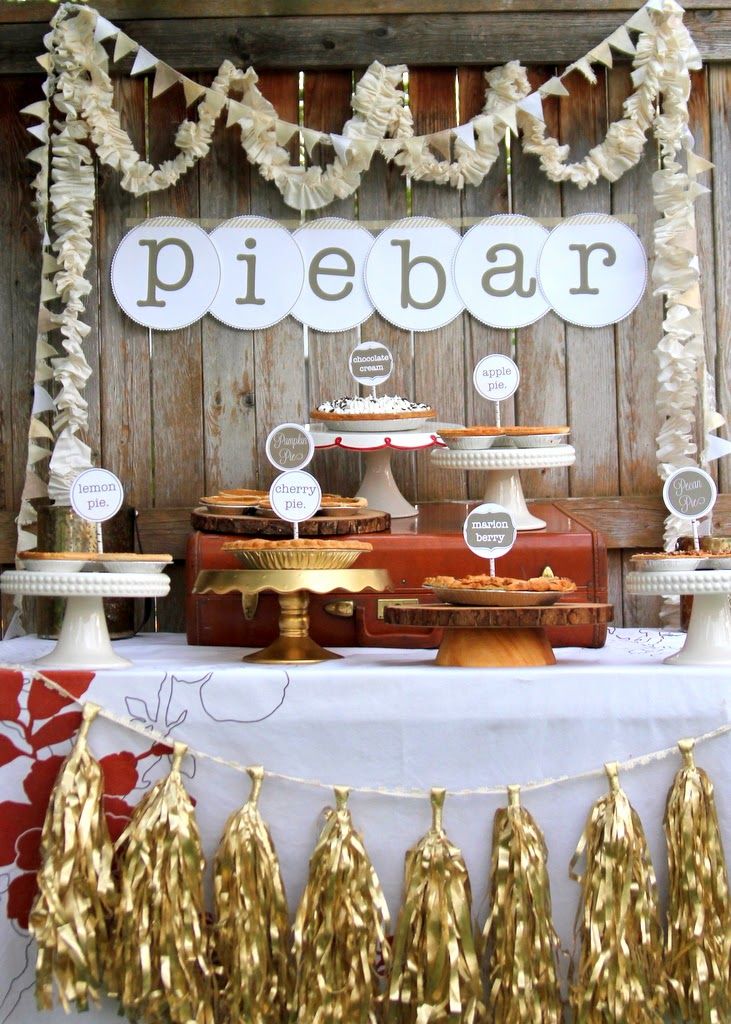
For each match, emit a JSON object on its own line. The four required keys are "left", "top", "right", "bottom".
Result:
{"left": 664, "top": 739, "right": 731, "bottom": 1023}
{"left": 483, "top": 785, "right": 563, "bottom": 1024}
{"left": 111, "top": 742, "right": 215, "bottom": 1024}
{"left": 29, "top": 702, "right": 116, "bottom": 1012}
{"left": 386, "top": 788, "right": 484, "bottom": 1024}
{"left": 290, "top": 785, "right": 390, "bottom": 1024}
{"left": 213, "top": 765, "right": 291, "bottom": 1024}
{"left": 570, "top": 762, "right": 666, "bottom": 1024}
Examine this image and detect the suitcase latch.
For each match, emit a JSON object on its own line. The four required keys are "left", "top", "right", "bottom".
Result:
{"left": 324, "top": 599, "right": 355, "bottom": 619}
{"left": 377, "top": 598, "right": 419, "bottom": 620}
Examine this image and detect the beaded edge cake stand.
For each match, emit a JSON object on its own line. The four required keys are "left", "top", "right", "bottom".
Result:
{"left": 309, "top": 428, "right": 442, "bottom": 519}
{"left": 193, "top": 568, "right": 392, "bottom": 664}
{"left": 0, "top": 570, "right": 170, "bottom": 669}
{"left": 626, "top": 569, "right": 731, "bottom": 665}
{"left": 430, "top": 445, "right": 576, "bottom": 530}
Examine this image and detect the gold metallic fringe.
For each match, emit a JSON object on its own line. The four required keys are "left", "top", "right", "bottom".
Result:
{"left": 29, "top": 703, "right": 116, "bottom": 1012}
{"left": 664, "top": 739, "right": 731, "bottom": 1024}
{"left": 213, "top": 765, "right": 291, "bottom": 1024}
{"left": 386, "top": 788, "right": 484, "bottom": 1024}
{"left": 483, "top": 786, "right": 562, "bottom": 1024}
{"left": 291, "top": 785, "right": 390, "bottom": 1024}
{"left": 111, "top": 742, "right": 215, "bottom": 1024}
{"left": 570, "top": 762, "right": 666, "bottom": 1024}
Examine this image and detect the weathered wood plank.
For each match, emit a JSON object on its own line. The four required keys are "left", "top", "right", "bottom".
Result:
{"left": 4, "top": 12, "right": 731, "bottom": 74}
{"left": 609, "top": 68, "right": 665, "bottom": 499}
{"left": 304, "top": 69, "right": 362, "bottom": 498}
{"left": 96, "top": 76, "right": 154, "bottom": 508}
{"left": 458, "top": 66, "right": 514, "bottom": 503}
{"left": 147, "top": 81, "right": 205, "bottom": 508}
{"left": 710, "top": 64, "right": 731, "bottom": 492}
{"left": 559, "top": 69, "right": 619, "bottom": 499}
{"left": 511, "top": 68, "right": 568, "bottom": 500}
{"left": 0, "top": 77, "right": 43, "bottom": 517}
{"left": 197, "top": 72, "right": 258, "bottom": 495}
{"left": 249, "top": 71, "right": 308, "bottom": 491}
{"left": 409, "top": 67, "right": 468, "bottom": 501}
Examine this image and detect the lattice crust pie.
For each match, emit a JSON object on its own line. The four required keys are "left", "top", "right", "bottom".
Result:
{"left": 222, "top": 539, "right": 372, "bottom": 551}
{"left": 424, "top": 574, "right": 577, "bottom": 593}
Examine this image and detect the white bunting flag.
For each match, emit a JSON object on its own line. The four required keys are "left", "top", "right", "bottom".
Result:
{"left": 113, "top": 32, "right": 138, "bottom": 63}
{"left": 494, "top": 104, "right": 518, "bottom": 135}
{"left": 687, "top": 152, "right": 714, "bottom": 176}
{"left": 152, "top": 62, "right": 179, "bottom": 98}
{"left": 516, "top": 93, "right": 544, "bottom": 122}
{"left": 330, "top": 133, "right": 353, "bottom": 163}
{"left": 705, "top": 433, "right": 731, "bottom": 462}
{"left": 453, "top": 122, "right": 477, "bottom": 150}
{"left": 93, "top": 15, "right": 119, "bottom": 43}
{"left": 607, "top": 25, "right": 636, "bottom": 54}
{"left": 205, "top": 89, "right": 227, "bottom": 114}
{"left": 21, "top": 100, "right": 49, "bottom": 120}
{"left": 36, "top": 54, "right": 52, "bottom": 72}
{"left": 29, "top": 418, "right": 54, "bottom": 440}
{"left": 589, "top": 41, "right": 614, "bottom": 67}
{"left": 130, "top": 46, "right": 158, "bottom": 77}
{"left": 40, "top": 279, "right": 57, "bottom": 303}
{"left": 27, "top": 123, "right": 48, "bottom": 143}
{"left": 32, "top": 384, "right": 55, "bottom": 415}
{"left": 539, "top": 76, "right": 570, "bottom": 98}
{"left": 301, "top": 127, "right": 324, "bottom": 156}
{"left": 626, "top": 7, "right": 655, "bottom": 33}
{"left": 428, "top": 130, "right": 452, "bottom": 160}
{"left": 226, "top": 99, "right": 248, "bottom": 128}
{"left": 275, "top": 119, "right": 299, "bottom": 146}
{"left": 28, "top": 443, "right": 50, "bottom": 466}
{"left": 645, "top": 0, "right": 665, "bottom": 11}
{"left": 181, "top": 77, "right": 207, "bottom": 107}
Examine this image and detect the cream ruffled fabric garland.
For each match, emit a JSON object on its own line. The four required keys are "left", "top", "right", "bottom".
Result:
{"left": 15, "top": 0, "right": 719, "bottom": 592}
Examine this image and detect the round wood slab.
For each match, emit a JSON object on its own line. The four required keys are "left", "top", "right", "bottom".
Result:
{"left": 191, "top": 506, "right": 390, "bottom": 536}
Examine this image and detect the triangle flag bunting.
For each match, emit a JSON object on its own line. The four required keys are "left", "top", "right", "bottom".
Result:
{"left": 113, "top": 31, "right": 138, "bottom": 63}
{"left": 540, "top": 76, "right": 570, "bottom": 98}
{"left": 205, "top": 89, "right": 227, "bottom": 114}
{"left": 32, "top": 384, "right": 56, "bottom": 415}
{"left": 27, "top": 146, "right": 46, "bottom": 166}
{"left": 93, "top": 15, "right": 119, "bottom": 43}
{"left": 494, "top": 104, "right": 518, "bottom": 135}
{"left": 427, "top": 130, "right": 452, "bottom": 160}
{"left": 130, "top": 46, "right": 158, "bottom": 77}
{"left": 226, "top": 99, "right": 249, "bottom": 128}
{"left": 607, "top": 25, "right": 636, "bottom": 54}
{"left": 330, "top": 133, "right": 353, "bottom": 163}
{"left": 28, "top": 442, "right": 51, "bottom": 466}
{"left": 275, "top": 119, "right": 299, "bottom": 146}
{"left": 40, "top": 279, "right": 57, "bottom": 303}
{"left": 182, "top": 77, "right": 207, "bottom": 107}
{"left": 645, "top": 0, "right": 665, "bottom": 11}
{"left": 704, "top": 433, "right": 731, "bottom": 462}
{"left": 301, "top": 127, "right": 324, "bottom": 156}
{"left": 21, "top": 100, "right": 49, "bottom": 120}
{"left": 687, "top": 151, "right": 714, "bottom": 176}
{"left": 29, "top": 418, "right": 54, "bottom": 442}
{"left": 589, "top": 41, "right": 614, "bottom": 68}
{"left": 626, "top": 6, "right": 655, "bottom": 33}
{"left": 152, "top": 62, "right": 179, "bottom": 98}
{"left": 453, "top": 122, "right": 477, "bottom": 150}
{"left": 516, "top": 93, "right": 544, "bottom": 123}
{"left": 27, "top": 123, "right": 48, "bottom": 143}
{"left": 36, "top": 54, "right": 52, "bottom": 72}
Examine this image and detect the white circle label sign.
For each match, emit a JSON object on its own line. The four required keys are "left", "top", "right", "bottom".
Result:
{"left": 269, "top": 470, "right": 322, "bottom": 523}
{"left": 537, "top": 213, "right": 647, "bottom": 328}
{"left": 111, "top": 218, "right": 221, "bottom": 331}
{"left": 365, "top": 217, "right": 464, "bottom": 332}
{"left": 663, "top": 467, "right": 717, "bottom": 521}
{"left": 70, "top": 468, "right": 124, "bottom": 522}
{"left": 455, "top": 215, "right": 551, "bottom": 329}
{"left": 349, "top": 341, "right": 394, "bottom": 387}
{"left": 208, "top": 216, "right": 304, "bottom": 330}
{"left": 473, "top": 354, "right": 520, "bottom": 402}
{"left": 265, "top": 423, "right": 314, "bottom": 472}
{"left": 463, "top": 502, "right": 516, "bottom": 559}
{"left": 291, "top": 219, "right": 375, "bottom": 332}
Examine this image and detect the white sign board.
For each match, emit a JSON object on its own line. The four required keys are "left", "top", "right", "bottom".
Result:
{"left": 473, "top": 354, "right": 520, "bottom": 402}
{"left": 70, "top": 468, "right": 124, "bottom": 522}
{"left": 268, "top": 471, "right": 322, "bottom": 522}
{"left": 663, "top": 467, "right": 717, "bottom": 522}
{"left": 265, "top": 423, "right": 314, "bottom": 472}
{"left": 462, "top": 503, "right": 516, "bottom": 559}
{"left": 291, "top": 218, "right": 375, "bottom": 332}
{"left": 349, "top": 341, "right": 394, "bottom": 388}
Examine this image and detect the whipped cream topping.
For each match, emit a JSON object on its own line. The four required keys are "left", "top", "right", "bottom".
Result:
{"left": 317, "top": 395, "right": 431, "bottom": 414}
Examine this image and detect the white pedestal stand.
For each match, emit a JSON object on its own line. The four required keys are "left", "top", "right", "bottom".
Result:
{"left": 0, "top": 571, "right": 170, "bottom": 669}
{"left": 309, "top": 429, "right": 441, "bottom": 519}
{"left": 626, "top": 570, "right": 731, "bottom": 665}
{"left": 430, "top": 446, "right": 576, "bottom": 531}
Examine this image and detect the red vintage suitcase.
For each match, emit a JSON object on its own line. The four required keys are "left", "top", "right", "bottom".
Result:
{"left": 185, "top": 501, "right": 608, "bottom": 649}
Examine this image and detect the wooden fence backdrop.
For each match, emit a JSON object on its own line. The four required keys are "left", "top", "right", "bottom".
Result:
{"left": 1, "top": 0, "right": 730, "bottom": 631}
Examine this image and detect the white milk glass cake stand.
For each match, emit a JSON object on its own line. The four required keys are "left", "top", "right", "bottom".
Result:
{"left": 430, "top": 446, "right": 576, "bottom": 531}
{"left": 626, "top": 569, "right": 731, "bottom": 665}
{"left": 309, "top": 428, "right": 442, "bottom": 518}
{"left": 0, "top": 570, "right": 170, "bottom": 669}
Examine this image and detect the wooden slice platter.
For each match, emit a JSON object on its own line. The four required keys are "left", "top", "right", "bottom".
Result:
{"left": 191, "top": 506, "right": 391, "bottom": 537}
{"left": 383, "top": 602, "right": 614, "bottom": 667}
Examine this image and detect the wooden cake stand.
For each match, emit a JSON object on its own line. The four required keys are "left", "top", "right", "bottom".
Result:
{"left": 383, "top": 601, "right": 613, "bottom": 667}
{"left": 191, "top": 506, "right": 390, "bottom": 536}
{"left": 193, "top": 567, "right": 392, "bottom": 664}
{"left": 430, "top": 446, "right": 576, "bottom": 530}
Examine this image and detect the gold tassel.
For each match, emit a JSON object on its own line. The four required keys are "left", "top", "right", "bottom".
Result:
{"left": 664, "top": 738, "right": 731, "bottom": 1023}
{"left": 111, "top": 742, "right": 215, "bottom": 1024}
{"left": 29, "top": 702, "right": 116, "bottom": 1012}
{"left": 291, "top": 785, "right": 390, "bottom": 1024}
{"left": 570, "top": 762, "right": 665, "bottom": 1024}
{"left": 386, "top": 788, "right": 484, "bottom": 1024}
{"left": 483, "top": 785, "right": 562, "bottom": 1024}
{"left": 213, "top": 765, "right": 291, "bottom": 1024}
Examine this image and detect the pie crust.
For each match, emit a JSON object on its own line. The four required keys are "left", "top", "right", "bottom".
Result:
{"left": 424, "top": 573, "right": 576, "bottom": 593}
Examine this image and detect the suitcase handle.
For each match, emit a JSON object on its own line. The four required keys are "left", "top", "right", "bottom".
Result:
{"left": 354, "top": 604, "right": 442, "bottom": 648}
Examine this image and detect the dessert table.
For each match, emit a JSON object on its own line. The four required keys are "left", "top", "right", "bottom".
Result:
{"left": 1, "top": 629, "right": 730, "bottom": 1021}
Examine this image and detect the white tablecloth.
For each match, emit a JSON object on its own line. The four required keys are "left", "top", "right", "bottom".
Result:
{"left": 1, "top": 629, "right": 730, "bottom": 1021}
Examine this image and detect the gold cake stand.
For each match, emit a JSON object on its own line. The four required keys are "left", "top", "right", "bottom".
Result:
{"left": 193, "top": 568, "right": 392, "bottom": 664}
